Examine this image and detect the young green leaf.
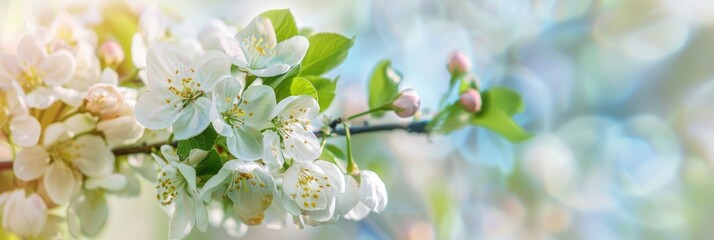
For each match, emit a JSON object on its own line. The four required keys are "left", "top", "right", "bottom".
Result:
{"left": 483, "top": 87, "right": 524, "bottom": 116}
{"left": 304, "top": 75, "right": 337, "bottom": 112}
{"left": 176, "top": 125, "right": 218, "bottom": 159}
{"left": 259, "top": 9, "right": 298, "bottom": 42}
{"left": 274, "top": 77, "right": 319, "bottom": 103}
{"left": 427, "top": 102, "right": 471, "bottom": 134}
{"left": 300, "top": 33, "right": 354, "bottom": 76}
{"left": 368, "top": 59, "right": 401, "bottom": 117}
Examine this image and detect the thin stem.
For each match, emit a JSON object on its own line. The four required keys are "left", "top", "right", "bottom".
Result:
{"left": 347, "top": 106, "right": 388, "bottom": 121}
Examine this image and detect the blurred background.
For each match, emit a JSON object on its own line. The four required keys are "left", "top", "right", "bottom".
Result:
{"left": 2, "top": 0, "right": 714, "bottom": 239}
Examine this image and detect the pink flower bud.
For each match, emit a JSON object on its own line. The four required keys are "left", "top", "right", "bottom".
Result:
{"left": 392, "top": 88, "right": 420, "bottom": 118}
{"left": 98, "top": 40, "right": 124, "bottom": 66}
{"left": 447, "top": 51, "right": 471, "bottom": 74}
{"left": 460, "top": 89, "right": 482, "bottom": 113}
{"left": 85, "top": 83, "right": 124, "bottom": 118}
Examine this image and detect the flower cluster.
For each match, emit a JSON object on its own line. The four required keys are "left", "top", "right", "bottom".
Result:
{"left": 0, "top": 11, "right": 145, "bottom": 238}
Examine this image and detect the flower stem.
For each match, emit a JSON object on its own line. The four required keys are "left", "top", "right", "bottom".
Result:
{"left": 343, "top": 122, "right": 358, "bottom": 174}
{"left": 347, "top": 106, "right": 389, "bottom": 121}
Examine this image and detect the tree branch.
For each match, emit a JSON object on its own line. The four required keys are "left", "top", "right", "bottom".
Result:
{"left": 0, "top": 120, "right": 431, "bottom": 171}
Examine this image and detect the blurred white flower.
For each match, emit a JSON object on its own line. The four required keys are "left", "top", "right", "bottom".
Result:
{"left": 68, "top": 174, "right": 127, "bottom": 238}
{"left": 0, "top": 189, "right": 47, "bottom": 237}
{"left": 344, "top": 170, "right": 388, "bottom": 221}
{"left": 98, "top": 40, "right": 125, "bottom": 67}
{"left": 201, "top": 160, "right": 277, "bottom": 225}
{"left": 222, "top": 16, "right": 308, "bottom": 77}
{"left": 264, "top": 96, "right": 321, "bottom": 164}
{"left": 152, "top": 145, "right": 208, "bottom": 240}
{"left": 13, "top": 116, "right": 114, "bottom": 205}
{"left": 134, "top": 42, "right": 230, "bottom": 140}
{"left": 0, "top": 34, "right": 76, "bottom": 108}
{"left": 199, "top": 19, "right": 236, "bottom": 51}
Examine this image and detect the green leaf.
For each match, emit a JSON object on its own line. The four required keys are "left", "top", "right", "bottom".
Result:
{"left": 324, "top": 144, "right": 346, "bottom": 160}
{"left": 300, "top": 33, "right": 354, "bottom": 76}
{"left": 263, "top": 64, "right": 301, "bottom": 88}
{"left": 483, "top": 87, "right": 524, "bottom": 116}
{"left": 176, "top": 126, "right": 218, "bottom": 159}
{"left": 303, "top": 75, "right": 337, "bottom": 112}
{"left": 427, "top": 103, "right": 471, "bottom": 134}
{"left": 194, "top": 150, "right": 223, "bottom": 180}
{"left": 274, "top": 77, "right": 319, "bottom": 103}
{"left": 470, "top": 110, "right": 531, "bottom": 143}
{"left": 368, "top": 60, "right": 401, "bottom": 117}
{"left": 259, "top": 9, "right": 298, "bottom": 42}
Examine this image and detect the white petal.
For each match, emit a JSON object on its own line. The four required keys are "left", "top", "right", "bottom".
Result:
{"left": 73, "top": 135, "right": 115, "bottom": 177}
{"left": 97, "top": 116, "right": 145, "bottom": 146}
{"left": 171, "top": 162, "right": 198, "bottom": 194}
{"left": 173, "top": 97, "right": 212, "bottom": 140}
{"left": 284, "top": 124, "right": 321, "bottom": 163}
{"left": 269, "top": 36, "right": 309, "bottom": 67}
{"left": 73, "top": 192, "right": 108, "bottom": 236}
{"left": 221, "top": 35, "right": 248, "bottom": 67}
{"left": 63, "top": 112, "right": 97, "bottom": 135}
{"left": 169, "top": 194, "right": 195, "bottom": 240}
{"left": 161, "top": 145, "right": 180, "bottom": 163}
{"left": 236, "top": 17, "right": 277, "bottom": 49}
{"left": 134, "top": 89, "right": 182, "bottom": 130}
{"left": 42, "top": 122, "right": 69, "bottom": 147}
{"left": 131, "top": 33, "right": 147, "bottom": 68}
{"left": 336, "top": 175, "right": 360, "bottom": 216}
{"left": 316, "top": 160, "right": 345, "bottom": 193}
{"left": 3, "top": 189, "right": 47, "bottom": 237}
{"left": 222, "top": 217, "right": 248, "bottom": 238}
{"left": 194, "top": 50, "right": 230, "bottom": 92}
{"left": 0, "top": 53, "right": 20, "bottom": 87}
{"left": 211, "top": 76, "right": 243, "bottom": 114}
{"left": 25, "top": 86, "right": 58, "bottom": 109}
{"left": 262, "top": 131, "right": 284, "bottom": 167}
{"left": 98, "top": 68, "right": 118, "bottom": 85}
{"left": 146, "top": 42, "right": 191, "bottom": 89}
{"left": 273, "top": 95, "right": 319, "bottom": 120}
{"left": 307, "top": 197, "right": 337, "bottom": 223}
{"left": 194, "top": 196, "right": 209, "bottom": 232}
{"left": 85, "top": 174, "right": 128, "bottom": 191}
{"left": 17, "top": 34, "right": 46, "bottom": 67}
{"left": 344, "top": 202, "right": 371, "bottom": 221}
{"left": 227, "top": 166, "right": 276, "bottom": 225}
{"left": 186, "top": 149, "right": 209, "bottom": 166}
{"left": 44, "top": 161, "right": 78, "bottom": 205}
{"left": 226, "top": 126, "right": 264, "bottom": 161}
{"left": 13, "top": 146, "right": 49, "bottom": 181}
{"left": 264, "top": 193, "right": 290, "bottom": 230}
{"left": 241, "top": 85, "right": 276, "bottom": 128}
{"left": 198, "top": 168, "right": 230, "bottom": 202}
{"left": 41, "top": 50, "right": 76, "bottom": 86}
{"left": 223, "top": 159, "right": 259, "bottom": 173}
{"left": 360, "top": 170, "right": 388, "bottom": 212}
{"left": 54, "top": 86, "right": 85, "bottom": 107}
{"left": 248, "top": 64, "right": 290, "bottom": 78}
{"left": 10, "top": 114, "right": 40, "bottom": 147}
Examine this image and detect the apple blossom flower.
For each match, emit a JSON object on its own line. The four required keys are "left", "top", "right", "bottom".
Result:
{"left": 13, "top": 114, "right": 115, "bottom": 205}
{"left": 152, "top": 145, "right": 209, "bottom": 240}
{"left": 222, "top": 16, "right": 308, "bottom": 77}
{"left": 281, "top": 160, "right": 345, "bottom": 223}
{"left": 460, "top": 89, "right": 482, "bottom": 113}
{"left": 200, "top": 160, "right": 277, "bottom": 225}
{"left": 0, "top": 34, "right": 77, "bottom": 108}
{"left": 211, "top": 77, "right": 276, "bottom": 160}
{"left": 0, "top": 189, "right": 48, "bottom": 237}
{"left": 263, "top": 96, "right": 321, "bottom": 165}
{"left": 98, "top": 40, "right": 125, "bottom": 67}
{"left": 1, "top": 87, "right": 41, "bottom": 147}
{"left": 134, "top": 42, "right": 231, "bottom": 140}
{"left": 447, "top": 51, "right": 471, "bottom": 75}
{"left": 85, "top": 83, "right": 124, "bottom": 118}
{"left": 344, "top": 170, "right": 388, "bottom": 221}
{"left": 392, "top": 88, "right": 420, "bottom": 118}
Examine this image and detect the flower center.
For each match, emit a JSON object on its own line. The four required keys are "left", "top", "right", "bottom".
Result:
{"left": 290, "top": 168, "right": 329, "bottom": 209}
{"left": 227, "top": 172, "right": 269, "bottom": 193}
{"left": 18, "top": 66, "right": 44, "bottom": 93}
{"left": 165, "top": 68, "right": 204, "bottom": 106}
{"left": 156, "top": 170, "right": 187, "bottom": 206}
{"left": 47, "top": 139, "right": 80, "bottom": 165}
{"left": 242, "top": 34, "right": 276, "bottom": 67}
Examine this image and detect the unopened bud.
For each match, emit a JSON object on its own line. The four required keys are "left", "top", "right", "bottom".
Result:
{"left": 85, "top": 83, "right": 124, "bottom": 118}
{"left": 447, "top": 51, "right": 471, "bottom": 75}
{"left": 460, "top": 89, "right": 482, "bottom": 113}
{"left": 99, "top": 40, "right": 125, "bottom": 67}
{"left": 392, "top": 88, "right": 420, "bottom": 118}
